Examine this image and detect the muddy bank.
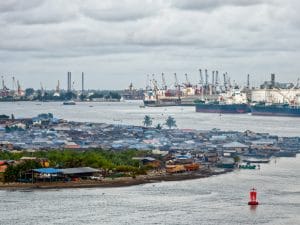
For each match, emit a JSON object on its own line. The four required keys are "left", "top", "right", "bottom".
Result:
{"left": 0, "top": 169, "right": 232, "bottom": 191}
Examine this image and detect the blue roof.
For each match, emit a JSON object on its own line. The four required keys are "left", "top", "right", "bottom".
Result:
{"left": 33, "top": 168, "right": 61, "bottom": 174}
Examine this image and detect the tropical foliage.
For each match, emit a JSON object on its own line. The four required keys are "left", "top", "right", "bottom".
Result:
{"left": 165, "top": 116, "right": 177, "bottom": 129}
{"left": 1, "top": 149, "right": 148, "bottom": 182}
{"left": 143, "top": 115, "right": 153, "bottom": 127}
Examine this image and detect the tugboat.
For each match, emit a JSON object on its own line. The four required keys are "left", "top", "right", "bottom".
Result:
{"left": 248, "top": 188, "right": 259, "bottom": 205}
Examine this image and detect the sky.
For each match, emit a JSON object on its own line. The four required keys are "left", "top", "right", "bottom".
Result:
{"left": 1, "top": 0, "right": 300, "bottom": 90}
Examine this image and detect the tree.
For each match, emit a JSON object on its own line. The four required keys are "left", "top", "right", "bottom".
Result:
{"left": 165, "top": 116, "right": 177, "bottom": 129}
{"left": 0, "top": 114, "right": 9, "bottom": 119}
{"left": 143, "top": 115, "right": 152, "bottom": 127}
{"left": 156, "top": 123, "right": 162, "bottom": 130}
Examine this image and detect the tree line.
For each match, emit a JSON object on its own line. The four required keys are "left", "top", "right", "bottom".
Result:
{"left": 1, "top": 149, "right": 150, "bottom": 183}
{"left": 143, "top": 115, "right": 177, "bottom": 129}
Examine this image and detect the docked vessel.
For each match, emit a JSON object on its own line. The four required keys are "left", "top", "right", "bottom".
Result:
{"left": 250, "top": 103, "right": 300, "bottom": 117}
{"left": 63, "top": 100, "right": 76, "bottom": 105}
{"left": 243, "top": 158, "right": 270, "bottom": 163}
{"left": 195, "top": 89, "right": 250, "bottom": 114}
{"left": 196, "top": 102, "right": 250, "bottom": 114}
{"left": 250, "top": 73, "right": 300, "bottom": 117}
{"left": 143, "top": 70, "right": 221, "bottom": 107}
{"left": 143, "top": 89, "right": 181, "bottom": 107}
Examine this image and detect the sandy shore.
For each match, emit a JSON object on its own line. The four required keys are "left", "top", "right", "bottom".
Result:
{"left": 0, "top": 169, "right": 232, "bottom": 191}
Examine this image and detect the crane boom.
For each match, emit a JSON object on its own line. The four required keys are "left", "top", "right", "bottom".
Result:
{"left": 161, "top": 73, "right": 167, "bottom": 90}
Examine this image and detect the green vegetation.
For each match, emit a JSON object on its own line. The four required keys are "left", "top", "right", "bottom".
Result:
{"left": 155, "top": 123, "right": 163, "bottom": 130}
{"left": 1, "top": 149, "right": 149, "bottom": 182}
{"left": 4, "top": 160, "right": 40, "bottom": 183}
{"left": 0, "top": 114, "right": 9, "bottom": 119}
{"left": 165, "top": 116, "right": 177, "bottom": 129}
{"left": 143, "top": 115, "right": 153, "bottom": 127}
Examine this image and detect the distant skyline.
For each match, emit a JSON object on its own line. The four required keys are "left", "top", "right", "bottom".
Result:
{"left": 1, "top": 0, "right": 300, "bottom": 90}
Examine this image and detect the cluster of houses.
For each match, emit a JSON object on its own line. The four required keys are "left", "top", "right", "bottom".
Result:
{"left": 0, "top": 114, "right": 299, "bottom": 179}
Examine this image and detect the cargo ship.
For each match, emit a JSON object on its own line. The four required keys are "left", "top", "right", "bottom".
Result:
{"left": 196, "top": 102, "right": 250, "bottom": 113}
{"left": 143, "top": 70, "right": 220, "bottom": 107}
{"left": 250, "top": 103, "right": 300, "bottom": 117}
{"left": 143, "top": 89, "right": 181, "bottom": 107}
{"left": 195, "top": 89, "right": 250, "bottom": 114}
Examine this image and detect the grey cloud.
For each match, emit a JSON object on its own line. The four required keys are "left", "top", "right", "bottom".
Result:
{"left": 81, "top": 0, "right": 161, "bottom": 22}
{"left": 172, "top": 0, "right": 269, "bottom": 10}
{"left": 0, "top": 0, "right": 299, "bottom": 89}
{"left": 2, "top": 1, "right": 78, "bottom": 25}
{"left": 0, "top": 0, "right": 43, "bottom": 13}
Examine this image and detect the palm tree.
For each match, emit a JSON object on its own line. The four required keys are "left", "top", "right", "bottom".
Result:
{"left": 143, "top": 115, "right": 152, "bottom": 127}
{"left": 156, "top": 123, "right": 163, "bottom": 130}
{"left": 165, "top": 116, "right": 177, "bottom": 129}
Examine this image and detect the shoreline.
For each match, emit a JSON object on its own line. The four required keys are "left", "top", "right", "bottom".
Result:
{"left": 0, "top": 169, "right": 232, "bottom": 191}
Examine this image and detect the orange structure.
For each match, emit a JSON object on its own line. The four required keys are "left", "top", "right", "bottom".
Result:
{"left": 184, "top": 163, "right": 200, "bottom": 171}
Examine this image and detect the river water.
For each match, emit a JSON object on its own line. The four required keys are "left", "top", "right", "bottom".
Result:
{"left": 0, "top": 101, "right": 300, "bottom": 136}
{"left": 0, "top": 101, "right": 300, "bottom": 224}
{"left": 0, "top": 156, "right": 299, "bottom": 225}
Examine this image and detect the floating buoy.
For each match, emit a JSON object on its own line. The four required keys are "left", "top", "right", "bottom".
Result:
{"left": 248, "top": 188, "right": 259, "bottom": 205}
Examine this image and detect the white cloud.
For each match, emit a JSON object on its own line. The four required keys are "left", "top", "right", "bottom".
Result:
{"left": 0, "top": 0, "right": 299, "bottom": 89}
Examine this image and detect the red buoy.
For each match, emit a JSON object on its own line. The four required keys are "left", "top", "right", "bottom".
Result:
{"left": 248, "top": 188, "right": 259, "bottom": 205}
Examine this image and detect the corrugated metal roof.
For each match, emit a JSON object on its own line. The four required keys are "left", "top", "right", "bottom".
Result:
{"left": 223, "top": 142, "right": 248, "bottom": 148}
{"left": 33, "top": 168, "right": 61, "bottom": 174}
{"left": 61, "top": 167, "right": 100, "bottom": 175}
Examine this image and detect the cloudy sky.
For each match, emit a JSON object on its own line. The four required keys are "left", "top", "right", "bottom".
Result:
{"left": 1, "top": 0, "right": 300, "bottom": 90}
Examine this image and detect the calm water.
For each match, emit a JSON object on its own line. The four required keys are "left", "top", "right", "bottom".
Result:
{"left": 0, "top": 156, "right": 299, "bottom": 225}
{"left": 1, "top": 101, "right": 300, "bottom": 225}
{"left": 0, "top": 101, "right": 300, "bottom": 136}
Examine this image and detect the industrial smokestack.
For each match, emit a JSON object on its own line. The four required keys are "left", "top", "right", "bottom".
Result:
{"left": 247, "top": 74, "right": 250, "bottom": 89}
{"left": 67, "top": 72, "right": 69, "bottom": 91}
{"left": 205, "top": 69, "right": 208, "bottom": 85}
{"left": 271, "top": 73, "right": 275, "bottom": 88}
{"left": 82, "top": 72, "right": 84, "bottom": 93}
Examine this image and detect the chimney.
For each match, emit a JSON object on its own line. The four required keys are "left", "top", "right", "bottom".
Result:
{"left": 82, "top": 72, "right": 84, "bottom": 93}
{"left": 271, "top": 73, "right": 275, "bottom": 88}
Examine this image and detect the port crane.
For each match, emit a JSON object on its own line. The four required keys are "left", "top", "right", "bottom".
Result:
{"left": 174, "top": 73, "right": 181, "bottom": 97}
{"left": 184, "top": 73, "right": 192, "bottom": 87}
{"left": 215, "top": 71, "right": 219, "bottom": 86}
{"left": 54, "top": 80, "right": 60, "bottom": 97}
{"left": 161, "top": 73, "right": 167, "bottom": 90}
{"left": 17, "top": 80, "right": 24, "bottom": 96}
{"left": 205, "top": 69, "right": 209, "bottom": 86}
{"left": 40, "top": 82, "right": 45, "bottom": 97}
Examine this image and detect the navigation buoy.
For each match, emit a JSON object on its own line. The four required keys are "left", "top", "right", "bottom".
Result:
{"left": 248, "top": 188, "right": 259, "bottom": 205}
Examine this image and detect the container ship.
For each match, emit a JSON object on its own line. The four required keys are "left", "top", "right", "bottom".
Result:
{"left": 250, "top": 73, "right": 300, "bottom": 117}
{"left": 250, "top": 103, "right": 300, "bottom": 117}
{"left": 195, "top": 89, "right": 250, "bottom": 114}
{"left": 196, "top": 102, "right": 250, "bottom": 113}
{"left": 143, "top": 89, "right": 181, "bottom": 107}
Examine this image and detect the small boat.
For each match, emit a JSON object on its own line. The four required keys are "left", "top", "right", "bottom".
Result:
{"left": 243, "top": 158, "right": 270, "bottom": 164}
{"left": 274, "top": 151, "right": 296, "bottom": 157}
{"left": 63, "top": 100, "right": 76, "bottom": 105}
{"left": 239, "top": 163, "right": 256, "bottom": 169}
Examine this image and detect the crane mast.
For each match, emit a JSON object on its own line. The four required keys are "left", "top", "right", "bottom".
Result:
{"left": 161, "top": 73, "right": 167, "bottom": 90}
{"left": 199, "top": 69, "right": 203, "bottom": 86}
